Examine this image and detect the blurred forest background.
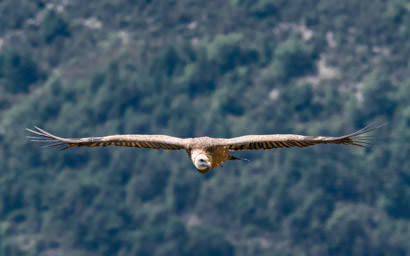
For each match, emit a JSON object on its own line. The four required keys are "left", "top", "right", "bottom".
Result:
{"left": 0, "top": 0, "right": 409, "bottom": 255}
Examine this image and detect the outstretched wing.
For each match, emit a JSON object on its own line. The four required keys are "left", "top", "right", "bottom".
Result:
{"left": 27, "top": 126, "right": 187, "bottom": 150}
{"left": 217, "top": 123, "right": 385, "bottom": 150}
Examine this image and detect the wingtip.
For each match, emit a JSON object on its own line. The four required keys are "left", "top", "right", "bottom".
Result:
{"left": 347, "top": 121, "right": 387, "bottom": 148}
{"left": 362, "top": 121, "right": 388, "bottom": 132}
{"left": 26, "top": 127, "right": 36, "bottom": 133}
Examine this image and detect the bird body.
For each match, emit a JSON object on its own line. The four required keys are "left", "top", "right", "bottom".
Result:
{"left": 27, "top": 124, "right": 384, "bottom": 173}
{"left": 186, "top": 141, "right": 236, "bottom": 173}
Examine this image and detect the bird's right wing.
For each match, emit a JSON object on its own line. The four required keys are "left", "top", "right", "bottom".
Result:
{"left": 27, "top": 126, "right": 187, "bottom": 150}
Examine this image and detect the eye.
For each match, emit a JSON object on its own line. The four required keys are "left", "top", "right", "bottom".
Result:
{"left": 199, "top": 159, "right": 206, "bottom": 162}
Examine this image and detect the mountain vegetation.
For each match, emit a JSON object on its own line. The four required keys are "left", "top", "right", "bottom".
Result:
{"left": 0, "top": 0, "right": 409, "bottom": 255}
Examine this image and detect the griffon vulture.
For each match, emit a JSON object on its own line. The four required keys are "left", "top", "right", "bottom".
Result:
{"left": 27, "top": 124, "right": 383, "bottom": 173}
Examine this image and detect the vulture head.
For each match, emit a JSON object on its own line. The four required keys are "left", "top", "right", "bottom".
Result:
{"left": 193, "top": 153, "right": 211, "bottom": 173}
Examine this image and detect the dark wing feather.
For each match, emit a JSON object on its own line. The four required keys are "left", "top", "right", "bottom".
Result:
{"left": 217, "top": 123, "right": 386, "bottom": 150}
{"left": 26, "top": 126, "right": 187, "bottom": 150}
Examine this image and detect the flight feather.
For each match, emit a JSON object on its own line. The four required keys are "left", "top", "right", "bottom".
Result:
{"left": 26, "top": 126, "right": 187, "bottom": 150}
{"left": 215, "top": 123, "right": 385, "bottom": 150}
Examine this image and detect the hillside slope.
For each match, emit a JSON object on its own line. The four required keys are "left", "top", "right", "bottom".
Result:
{"left": 0, "top": 0, "right": 409, "bottom": 255}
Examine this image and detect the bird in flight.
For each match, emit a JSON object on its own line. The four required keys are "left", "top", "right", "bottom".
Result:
{"left": 27, "top": 124, "right": 383, "bottom": 173}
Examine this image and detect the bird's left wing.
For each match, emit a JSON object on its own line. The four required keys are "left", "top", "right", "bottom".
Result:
{"left": 27, "top": 126, "right": 187, "bottom": 150}
{"left": 216, "top": 124, "right": 384, "bottom": 150}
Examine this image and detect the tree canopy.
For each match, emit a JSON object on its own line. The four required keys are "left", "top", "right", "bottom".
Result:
{"left": 0, "top": 0, "right": 409, "bottom": 255}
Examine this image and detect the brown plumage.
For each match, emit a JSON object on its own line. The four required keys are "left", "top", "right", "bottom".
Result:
{"left": 27, "top": 123, "right": 384, "bottom": 173}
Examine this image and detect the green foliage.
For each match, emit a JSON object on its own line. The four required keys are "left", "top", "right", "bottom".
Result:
{"left": 0, "top": 49, "right": 44, "bottom": 93}
{"left": 0, "top": 0, "right": 409, "bottom": 255}
{"left": 206, "top": 33, "right": 258, "bottom": 72}
{"left": 183, "top": 226, "right": 235, "bottom": 256}
{"left": 41, "top": 11, "right": 71, "bottom": 44}
{"left": 361, "top": 71, "right": 397, "bottom": 120}
{"left": 270, "top": 39, "right": 316, "bottom": 82}
{"left": 232, "top": 0, "right": 284, "bottom": 18}
{"left": 0, "top": 0, "right": 42, "bottom": 33}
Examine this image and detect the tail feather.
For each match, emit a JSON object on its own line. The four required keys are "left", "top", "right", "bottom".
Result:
{"left": 229, "top": 154, "right": 249, "bottom": 161}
